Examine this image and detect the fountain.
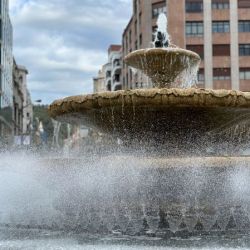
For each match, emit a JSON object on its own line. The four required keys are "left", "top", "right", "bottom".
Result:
{"left": 47, "top": 13, "right": 250, "bottom": 238}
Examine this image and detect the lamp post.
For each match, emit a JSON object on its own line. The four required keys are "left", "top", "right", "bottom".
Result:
{"left": 22, "top": 99, "right": 42, "bottom": 110}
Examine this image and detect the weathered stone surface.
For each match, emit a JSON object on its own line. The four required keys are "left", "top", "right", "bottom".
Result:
{"left": 48, "top": 88, "right": 250, "bottom": 155}
{"left": 48, "top": 88, "right": 250, "bottom": 118}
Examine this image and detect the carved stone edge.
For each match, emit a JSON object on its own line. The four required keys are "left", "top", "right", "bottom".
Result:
{"left": 48, "top": 88, "right": 250, "bottom": 118}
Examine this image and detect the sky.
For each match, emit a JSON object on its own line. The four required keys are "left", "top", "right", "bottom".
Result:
{"left": 9, "top": 0, "right": 132, "bottom": 104}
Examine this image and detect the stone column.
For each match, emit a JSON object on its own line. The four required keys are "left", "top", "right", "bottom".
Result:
{"left": 230, "top": 0, "right": 239, "bottom": 90}
{"left": 204, "top": 0, "right": 213, "bottom": 89}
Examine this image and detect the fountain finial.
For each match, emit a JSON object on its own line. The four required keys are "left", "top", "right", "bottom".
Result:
{"left": 154, "top": 13, "right": 169, "bottom": 48}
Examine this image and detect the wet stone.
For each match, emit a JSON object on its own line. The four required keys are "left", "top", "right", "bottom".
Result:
{"left": 194, "top": 219, "right": 204, "bottom": 231}
{"left": 158, "top": 210, "right": 170, "bottom": 229}
{"left": 174, "top": 229, "right": 190, "bottom": 239}
{"left": 211, "top": 220, "right": 222, "bottom": 231}
{"left": 179, "top": 220, "right": 187, "bottom": 230}
{"left": 156, "top": 229, "right": 175, "bottom": 239}
{"left": 225, "top": 216, "right": 237, "bottom": 231}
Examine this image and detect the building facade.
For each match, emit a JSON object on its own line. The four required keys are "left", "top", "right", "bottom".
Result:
{"left": 94, "top": 45, "right": 122, "bottom": 93}
{"left": 18, "top": 65, "right": 33, "bottom": 135}
{"left": 93, "top": 66, "right": 106, "bottom": 93}
{"left": 0, "top": 0, "right": 13, "bottom": 144}
{"left": 122, "top": 0, "right": 250, "bottom": 91}
{"left": 13, "top": 58, "right": 24, "bottom": 135}
{"left": 13, "top": 59, "right": 33, "bottom": 141}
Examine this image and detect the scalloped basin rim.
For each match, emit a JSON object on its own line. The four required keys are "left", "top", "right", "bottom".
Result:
{"left": 124, "top": 47, "right": 201, "bottom": 61}
{"left": 48, "top": 88, "right": 250, "bottom": 118}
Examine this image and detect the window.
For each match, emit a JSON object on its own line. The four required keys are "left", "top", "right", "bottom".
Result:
{"left": 152, "top": 2, "right": 167, "bottom": 18}
{"left": 213, "top": 45, "right": 230, "bottom": 56}
{"left": 186, "top": 1, "right": 203, "bottom": 13}
{"left": 134, "top": 0, "right": 137, "bottom": 13}
{"left": 239, "top": 21, "right": 250, "bottom": 32}
{"left": 152, "top": 26, "right": 157, "bottom": 41}
{"left": 0, "top": 20, "right": 2, "bottom": 40}
{"left": 240, "top": 68, "right": 250, "bottom": 80}
{"left": 238, "top": 0, "right": 250, "bottom": 8}
{"left": 186, "top": 21, "right": 203, "bottom": 36}
{"left": 106, "top": 71, "right": 111, "bottom": 78}
{"left": 213, "top": 68, "right": 231, "bottom": 80}
{"left": 139, "top": 34, "right": 142, "bottom": 45}
{"left": 239, "top": 44, "right": 250, "bottom": 56}
{"left": 114, "top": 74, "right": 120, "bottom": 82}
{"left": 135, "top": 40, "right": 138, "bottom": 50}
{"left": 129, "top": 30, "right": 132, "bottom": 44}
{"left": 107, "top": 81, "right": 111, "bottom": 91}
{"left": 135, "top": 20, "right": 137, "bottom": 35}
{"left": 113, "top": 59, "right": 120, "bottom": 67}
{"left": 122, "top": 40, "right": 125, "bottom": 53}
{"left": 212, "top": 21, "right": 230, "bottom": 33}
{"left": 186, "top": 45, "right": 204, "bottom": 59}
{"left": 198, "top": 69, "right": 205, "bottom": 82}
{"left": 212, "top": 0, "right": 229, "bottom": 9}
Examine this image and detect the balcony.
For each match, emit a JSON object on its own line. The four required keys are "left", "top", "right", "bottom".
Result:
{"left": 239, "top": 56, "right": 250, "bottom": 68}
{"left": 212, "top": 9, "right": 230, "bottom": 21}
{"left": 240, "top": 80, "right": 250, "bottom": 91}
{"left": 212, "top": 33, "right": 230, "bottom": 44}
{"left": 213, "top": 56, "right": 231, "bottom": 68}
{"left": 213, "top": 80, "right": 231, "bottom": 90}
{"left": 112, "top": 81, "right": 122, "bottom": 91}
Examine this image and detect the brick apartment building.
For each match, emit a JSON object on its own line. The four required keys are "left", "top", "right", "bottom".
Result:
{"left": 122, "top": 0, "right": 250, "bottom": 91}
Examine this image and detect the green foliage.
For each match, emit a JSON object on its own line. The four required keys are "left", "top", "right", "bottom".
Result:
{"left": 33, "top": 105, "right": 68, "bottom": 146}
{"left": 33, "top": 105, "right": 53, "bottom": 143}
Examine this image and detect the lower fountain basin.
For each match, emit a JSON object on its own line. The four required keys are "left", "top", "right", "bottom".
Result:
{"left": 49, "top": 88, "right": 250, "bottom": 155}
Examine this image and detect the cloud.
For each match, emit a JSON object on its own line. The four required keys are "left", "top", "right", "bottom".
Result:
{"left": 9, "top": 0, "right": 132, "bottom": 104}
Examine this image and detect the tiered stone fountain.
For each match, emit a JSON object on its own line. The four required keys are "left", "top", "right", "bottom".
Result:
{"left": 48, "top": 14, "right": 250, "bottom": 237}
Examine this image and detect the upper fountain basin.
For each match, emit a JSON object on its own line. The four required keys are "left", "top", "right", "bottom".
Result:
{"left": 124, "top": 48, "right": 201, "bottom": 88}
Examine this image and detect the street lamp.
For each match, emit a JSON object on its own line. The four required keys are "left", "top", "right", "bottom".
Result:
{"left": 22, "top": 99, "right": 42, "bottom": 109}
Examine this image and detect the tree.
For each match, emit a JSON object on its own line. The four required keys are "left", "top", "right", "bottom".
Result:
{"left": 33, "top": 105, "right": 68, "bottom": 147}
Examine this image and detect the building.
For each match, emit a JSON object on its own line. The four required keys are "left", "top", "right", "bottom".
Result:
{"left": 0, "top": 0, "right": 13, "bottom": 144}
{"left": 13, "top": 58, "right": 24, "bottom": 135}
{"left": 13, "top": 59, "right": 33, "bottom": 146}
{"left": 93, "top": 45, "right": 122, "bottom": 92}
{"left": 17, "top": 65, "right": 33, "bottom": 135}
{"left": 93, "top": 66, "right": 106, "bottom": 93}
{"left": 122, "top": 0, "right": 250, "bottom": 91}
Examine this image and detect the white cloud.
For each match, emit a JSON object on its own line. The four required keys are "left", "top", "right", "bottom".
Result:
{"left": 9, "top": 0, "right": 132, "bottom": 104}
